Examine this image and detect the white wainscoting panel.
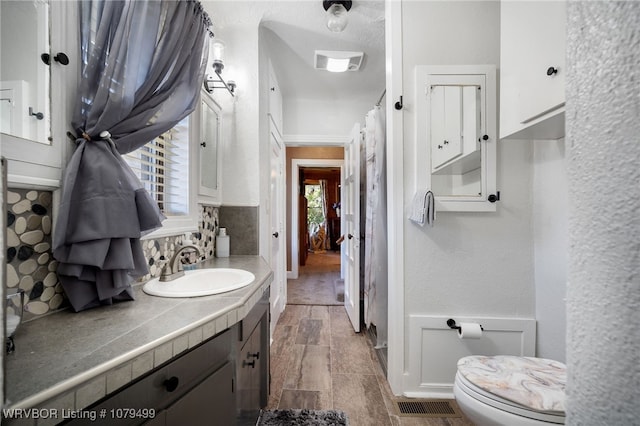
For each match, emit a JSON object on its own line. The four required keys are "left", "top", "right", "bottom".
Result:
{"left": 404, "top": 315, "right": 536, "bottom": 398}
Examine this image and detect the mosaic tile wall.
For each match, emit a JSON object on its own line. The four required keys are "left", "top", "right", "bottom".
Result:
{"left": 137, "top": 205, "right": 219, "bottom": 282}
{"left": 6, "top": 189, "right": 59, "bottom": 320}
{"left": 5, "top": 188, "right": 220, "bottom": 320}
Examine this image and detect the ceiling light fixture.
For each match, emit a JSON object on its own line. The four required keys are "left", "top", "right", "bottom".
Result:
{"left": 326, "top": 57, "right": 351, "bottom": 73}
{"left": 323, "top": 0, "right": 352, "bottom": 33}
{"left": 204, "top": 38, "right": 236, "bottom": 96}
{"left": 314, "top": 50, "right": 364, "bottom": 73}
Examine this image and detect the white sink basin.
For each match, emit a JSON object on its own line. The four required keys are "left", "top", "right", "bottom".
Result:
{"left": 142, "top": 268, "right": 256, "bottom": 298}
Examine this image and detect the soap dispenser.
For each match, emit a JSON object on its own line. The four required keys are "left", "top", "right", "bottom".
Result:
{"left": 215, "top": 228, "right": 230, "bottom": 258}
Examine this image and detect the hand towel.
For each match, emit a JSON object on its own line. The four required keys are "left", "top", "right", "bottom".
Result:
{"left": 409, "top": 190, "right": 435, "bottom": 226}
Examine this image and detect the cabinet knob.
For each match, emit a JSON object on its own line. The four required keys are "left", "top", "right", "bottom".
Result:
{"left": 243, "top": 360, "right": 256, "bottom": 368}
{"left": 29, "top": 107, "right": 44, "bottom": 120}
{"left": 163, "top": 376, "right": 180, "bottom": 392}
{"left": 546, "top": 66, "right": 558, "bottom": 76}
{"left": 248, "top": 352, "right": 260, "bottom": 359}
{"left": 482, "top": 134, "right": 489, "bottom": 141}
{"left": 443, "top": 140, "right": 449, "bottom": 145}
{"left": 41, "top": 52, "right": 69, "bottom": 66}
{"left": 272, "top": 232, "right": 279, "bottom": 238}
{"left": 437, "top": 145, "right": 443, "bottom": 149}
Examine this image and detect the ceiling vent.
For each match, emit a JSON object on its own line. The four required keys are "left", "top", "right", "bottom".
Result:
{"left": 314, "top": 50, "right": 364, "bottom": 72}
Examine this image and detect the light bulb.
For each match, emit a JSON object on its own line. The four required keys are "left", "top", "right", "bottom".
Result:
{"left": 211, "top": 39, "right": 225, "bottom": 73}
{"left": 326, "top": 3, "right": 348, "bottom": 32}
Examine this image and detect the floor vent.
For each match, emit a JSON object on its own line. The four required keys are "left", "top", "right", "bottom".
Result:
{"left": 394, "top": 399, "right": 462, "bottom": 418}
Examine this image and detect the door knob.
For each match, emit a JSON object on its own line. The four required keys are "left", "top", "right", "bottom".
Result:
{"left": 272, "top": 232, "right": 279, "bottom": 238}
{"left": 348, "top": 234, "right": 354, "bottom": 239}
{"left": 546, "top": 66, "right": 558, "bottom": 76}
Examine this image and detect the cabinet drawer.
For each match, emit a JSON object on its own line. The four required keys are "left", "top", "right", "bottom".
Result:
{"left": 71, "top": 329, "right": 232, "bottom": 425}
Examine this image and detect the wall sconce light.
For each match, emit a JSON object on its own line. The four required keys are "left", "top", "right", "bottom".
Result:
{"left": 204, "top": 39, "right": 236, "bottom": 96}
{"left": 323, "top": 0, "right": 352, "bottom": 33}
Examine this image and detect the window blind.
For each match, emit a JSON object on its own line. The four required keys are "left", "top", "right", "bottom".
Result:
{"left": 124, "top": 116, "right": 190, "bottom": 216}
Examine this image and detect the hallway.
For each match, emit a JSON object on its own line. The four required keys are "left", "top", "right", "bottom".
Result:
{"left": 267, "top": 253, "right": 473, "bottom": 425}
{"left": 287, "top": 251, "right": 343, "bottom": 306}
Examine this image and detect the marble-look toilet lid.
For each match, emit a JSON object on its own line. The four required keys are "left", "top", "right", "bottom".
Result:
{"left": 457, "top": 355, "right": 566, "bottom": 413}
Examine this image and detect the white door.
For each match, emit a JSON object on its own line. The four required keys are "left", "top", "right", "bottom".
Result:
{"left": 342, "top": 123, "right": 361, "bottom": 332}
{"left": 269, "top": 122, "right": 286, "bottom": 337}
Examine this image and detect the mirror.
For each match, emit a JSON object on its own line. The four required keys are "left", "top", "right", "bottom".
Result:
{"left": 0, "top": 0, "right": 51, "bottom": 145}
{"left": 416, "top": 65, "right": 497, "bottom": 212}
{"left": 429, "top": 83, "right": 482, "bottom": 197}
{"left": 199, "top": 91, "right": 221, "bottom": 198}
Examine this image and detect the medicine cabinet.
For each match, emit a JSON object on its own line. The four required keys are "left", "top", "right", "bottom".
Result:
{"left": 198, "top": 90, "right": 222, "bottom": 203}
{"left": 1, "top": 0, "right": 50, "bottom": 145}
{"left": 416, "top": 65, "right": 497, "bottom": 212}
{"left": 0, "top": 0, "right": 76, "bottom": 189}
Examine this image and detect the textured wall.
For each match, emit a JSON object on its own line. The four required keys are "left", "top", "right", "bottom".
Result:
{"left": 566, "top": 2, "right": 640, "bottom": 423}
{"left": 401, "top": 1, "right": 535, "bottom": 321}
{"left": 400, "top": 2, "right": 537, "bottom": 394}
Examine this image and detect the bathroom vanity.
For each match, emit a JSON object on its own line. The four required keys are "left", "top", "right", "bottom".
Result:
{"left": 3, "top": 256, "right": 272, "bottom": 426}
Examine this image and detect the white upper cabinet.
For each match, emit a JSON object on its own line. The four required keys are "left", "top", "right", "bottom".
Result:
{"left": 500, "top": 0, "right": 566, "bottom": 140}
{"left": 268, "top": 60, "right": 283, "bottom": 132}
{"left": 198, "top": 91, "right": 222, "bottom": 204}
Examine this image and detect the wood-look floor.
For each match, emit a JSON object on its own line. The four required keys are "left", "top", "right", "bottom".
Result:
{"left": 268, "top": 254, "right": 475, "bottom": 425}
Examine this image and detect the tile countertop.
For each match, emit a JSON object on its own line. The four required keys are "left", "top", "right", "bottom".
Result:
{"left": 4, "top": 256, "right": 273, "bottom": 412}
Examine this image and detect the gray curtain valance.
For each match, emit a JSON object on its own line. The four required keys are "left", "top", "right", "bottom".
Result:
{"left": 53, "top": 0, "right": 212, "bottom": 312}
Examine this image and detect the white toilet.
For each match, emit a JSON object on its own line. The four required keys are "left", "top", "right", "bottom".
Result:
{"left": 453, "top": 355, "right": 566, "bottom": 425}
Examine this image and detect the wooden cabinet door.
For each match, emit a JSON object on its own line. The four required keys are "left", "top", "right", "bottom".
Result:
{"left": 164, "top": 362, "right": 235, "bottom": 426}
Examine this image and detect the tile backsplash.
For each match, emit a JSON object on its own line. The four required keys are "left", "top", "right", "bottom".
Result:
{"left": 5, "top": 189, "right": 221, "bottom": 320}
{"left": 6, "top": 189, "right": 60, "bottom": 319}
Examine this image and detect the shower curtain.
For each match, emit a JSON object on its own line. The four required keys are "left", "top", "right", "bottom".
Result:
{"left": 363, "top": 106, "right": 388, "bottom": 348}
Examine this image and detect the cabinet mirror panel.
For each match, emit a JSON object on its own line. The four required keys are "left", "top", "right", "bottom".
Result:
{"left": 429, "top": 83, "right": 482, "bottom": 198}
{"left": 199, "top": 92, "right": 221, "bottom": 198}
{"left": 0, "top": 0, "right": 51, "bottom": 145}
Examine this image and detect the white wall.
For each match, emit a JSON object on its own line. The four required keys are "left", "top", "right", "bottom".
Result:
{"left": 566, "top": 2, "right": 640, "bottom": 423}
{"left": 401, "top": 0, "right": 536, "bottom": 385}
{"left": 533, "top": 139, "right": 567, "bottom": 362}
{"left": 283, "top": 97, "right": 374, "bottom": 136}
{"left": 206, "top": 8, "right": 262, "bottom": 208}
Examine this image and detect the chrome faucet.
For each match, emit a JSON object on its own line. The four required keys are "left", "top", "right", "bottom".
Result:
{"left": 159, "top": 244, "right": 203, "bottom": 282}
